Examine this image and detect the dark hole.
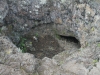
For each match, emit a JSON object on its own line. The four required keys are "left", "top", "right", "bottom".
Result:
{"left": 17, "top": 34, "right": 81, "bottom": 59}
{"left": 59, "top": 35, "right": 81, "bottom": 47}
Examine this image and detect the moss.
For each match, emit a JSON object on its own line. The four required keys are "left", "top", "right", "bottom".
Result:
{"left": 32, "top": 72, "right": 39, "bottom": 75}
{"left": 97, "top": 43, "right": 100, "bottom": 47}
{"left": 18, "top": 37, "right": 27, "bottom": 53}
{"left": 8, "top": 25, "right": 13, "bottom": 31}
{"left": 93, "top": 59, "right": 98, "bottom": 63}
{"left": 91, "top": 27, "right": 95, "bottom": 31}
{"left": 59, "top": 61, "right": 64, "bottom": 65}
{"left": 52, "top": 29, "right": 61, "bottom": 39}
{"left": 93, "top": 59, "right": 99, "bottom": 66}
{"left": 55, "top": 34, "right": 61, "bottom": 39}
{"left": 85, "top": 42, "right": 88, "bottom": 47}
{"left": 34, "top": 33, "right": 39, "bottom": 37}
{"left": 76, "top": 19, "right": 79, "bottom": 23}
{"left": 62, "top": 31, "right": 66, "bottom": 35}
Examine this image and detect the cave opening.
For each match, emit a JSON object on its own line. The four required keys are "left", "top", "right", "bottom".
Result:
{"left": 17, "top": 34, "right": 81, "bottom": 59}
{"left": 58, "top": 35, "right": 81, "bottom": 49}
{"left": 60, "top": 35, "right": 80, "bottom": 44}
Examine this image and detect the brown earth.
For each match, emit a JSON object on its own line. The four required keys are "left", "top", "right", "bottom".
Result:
{"left": 18, "top": 25, "right": 81, "bottom": 59}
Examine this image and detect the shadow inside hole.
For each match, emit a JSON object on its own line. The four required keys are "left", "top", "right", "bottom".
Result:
{"left": 17, "top": 34, "right": 81, "bottom": 59}
{"left": 59, "top": 35, "right": 81, "bottom": 48}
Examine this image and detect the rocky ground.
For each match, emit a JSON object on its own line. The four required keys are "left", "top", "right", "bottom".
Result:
{"left": 0, "top": 0, "right": 100, "bottom": 75}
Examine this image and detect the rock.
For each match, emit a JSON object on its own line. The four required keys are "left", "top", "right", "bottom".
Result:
{"left": 61, "top": 59, "right": 89, "bottom": 75}
{"left": 0, "top": 36, "right": 39, "bottom": 75}
{"left": 96, "top": 61, "right": 100, "bottom": 70}
{"left": 88, "top": 67, "right": 100, "bottom": 75}
{"left": 37, "top": 57, "right": 59, "bottom": 75}
{"left": 0, "top": 53, "right": 39, "bottom": 74}
{"left": 0, "top": 36, "right": 21, "bottom": 55}
{"left": 5, "top": 53, "right": 38, "bottom": 73}
{"left": 2, "top": 0, "right": 100, "bottom": 47}
{"left": 1, "top": 0, "right": 100, "bottom": 75}
{"left": 0, "top": 0, "right": 8, "bottom": 23}
{"left": 37, "top": 57, "right": 68, "bottom": 75}
{"left": 0, "top": 64, "right": 27, "bottom": 75}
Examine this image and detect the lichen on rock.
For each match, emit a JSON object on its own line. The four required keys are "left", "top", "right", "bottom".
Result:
{"left": 0, "top": 0, "right": 100, "bottom": 75}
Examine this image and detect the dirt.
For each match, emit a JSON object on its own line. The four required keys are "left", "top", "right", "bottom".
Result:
{"left": 24, "top": 35, "right": 64, "bottom": 59}
{"left": 17, "top": 25, "right": 81, "bottom": 59}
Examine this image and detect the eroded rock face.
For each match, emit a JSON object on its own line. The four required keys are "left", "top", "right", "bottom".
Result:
{"left": 0, "top": 36, "right": 39, "bottom": 75}
{"left": 1, "top": 0, "right": 100, "bottom": 75}
{"left": 0, "top": 0, "right": 99, "bottom": 47}
{"left": 0, "top": 0, "right": 8, "bottom": 24}
{"left": 1, "top": 35, "right": 100, "bottom": 75}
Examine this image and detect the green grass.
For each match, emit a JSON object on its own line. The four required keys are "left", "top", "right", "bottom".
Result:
{"left": 55, "top": 34, "right": 61, "bottom": 39}
{"left": 52, "top": 29, "right": 61, "bottom": 39}
{"left": 19, "top": 37, "right": 27, "bottom": 53}
{"left": 34, "top": 33, "right": 39, "bottom": 37}
{"left": 93, "top": 59, "right": 99, "bottom": 66}
{"left": 93, "top": 59, "right": 98, "bottom": 63}
{"left": 97, "top": 43, "right": 100, "bottom": 47}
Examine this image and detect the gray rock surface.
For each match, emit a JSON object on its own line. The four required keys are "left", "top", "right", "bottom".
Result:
{"left": 0, "top": 0, "right": 8, "bottom": 24}
{"left": 0, "top": 36, "right": 39, "bottom": 75}
{"left": 0, "top": 31, "right": 100, "bottom": 74}
{"left": 0, "top": 0, "right": 100, "bottom": 75}
{"left": 0, "top": 0, "right": 99, "bottom": 47}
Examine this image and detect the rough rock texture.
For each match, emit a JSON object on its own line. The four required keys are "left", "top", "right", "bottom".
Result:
{"left": 37, "top": 43, "right": 100, "bottom": 75}
{"left": 2, "top": 0, "right": 100, "bottom": 47}
{"left": 0, "top": 0, "right": 8, "bottom": 24}
{"left": 0, "top": 0, "right": 100, "bottom": 75}
{"left": 0, "top": 36, "right": 39, "bottom": 75}
{"left": 0, "top": 35, "right": 100, "bottom": 75}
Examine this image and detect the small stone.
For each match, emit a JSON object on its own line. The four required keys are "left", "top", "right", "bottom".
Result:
{"left": 29, "top": 11, "right": 32, "bottom": 13}
{"left": 88, "top": 67, "right": 100, "bottom": 75}
{"left": 35, "top": 5, "right": 40, "bottom": 8}
{"left": 24, "top": 24, "right": 28, "bottom": 27}
{"left": 40, "top": 0, "right": 47, "bottom": 4}
{"left": 55, "top": 18, "right": 62, "bottom": 24}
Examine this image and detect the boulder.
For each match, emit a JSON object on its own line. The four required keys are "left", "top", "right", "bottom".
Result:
{"left": 1, "top": 0, "right": 100, "bottom": 47}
